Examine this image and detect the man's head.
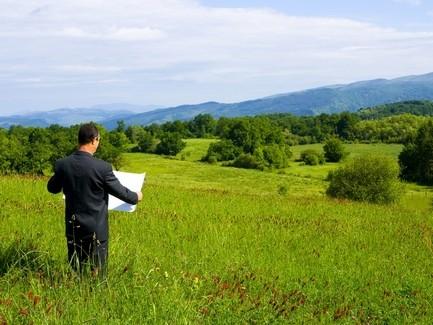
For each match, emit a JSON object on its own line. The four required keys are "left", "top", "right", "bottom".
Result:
{"left": 78, "top": 123, "right": 100, "bottom": 154}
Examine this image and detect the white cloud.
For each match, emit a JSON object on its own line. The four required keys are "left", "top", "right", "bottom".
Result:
{"left": 392, "top": 0, "right": 422, "bottom": 5}
{"left": 56, "top": 65, "right": 125, "bottom": 73}
{"left": 56, "top": 26, "right": 165, "bottom": 41}
{"left": 0, "top": 0, "right": 433, "bottom": 110}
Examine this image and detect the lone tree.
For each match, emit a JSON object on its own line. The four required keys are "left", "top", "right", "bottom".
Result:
{"left": 155, "top": 132, "right": 186, "bottom": 156}
{"left": 327, "top": 154, "right": 402, "bottom": 204}
{"left": 137, "top": 130, "right": 156, "bottom": 153}
{"left": 399, "top": 120, "right": 433, "bottom": 184}
{"left": 323, "top": 138, "right": 346, "bottom": 162}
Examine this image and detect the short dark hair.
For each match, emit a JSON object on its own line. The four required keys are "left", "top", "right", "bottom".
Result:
{"left": 78, "top": 123, "right": 99, "bottom": 145}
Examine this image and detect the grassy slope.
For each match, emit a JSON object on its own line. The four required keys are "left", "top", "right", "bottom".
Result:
{"left": 1, "top": 140, "right": 433, "bottom": 323}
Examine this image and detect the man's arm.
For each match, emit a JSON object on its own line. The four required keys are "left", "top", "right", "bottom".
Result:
{"left": 47, "top": 162, "right": 63, "bottom": 194}
{"left": 104, "top": 167, "right": 140, "bottom": 205}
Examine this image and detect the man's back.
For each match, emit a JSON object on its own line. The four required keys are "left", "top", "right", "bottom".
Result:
{"left": 48, "top": 150, "right": 138, "bottom": 241}
{"left": 47, "top": 123, "right": 141, "bottom": 275}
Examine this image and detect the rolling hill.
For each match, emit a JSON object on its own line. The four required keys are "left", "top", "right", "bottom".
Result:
{"left": 2, "top": 72, "right": 433, "bottom": 128}
{"left": 102, "top": 72, "right": 433, "bottom": 127}
{"left": 0, "top": 104, "right": 159, "bottom": 128}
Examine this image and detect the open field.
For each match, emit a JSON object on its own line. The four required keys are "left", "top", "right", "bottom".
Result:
{"left": 1, "top": 141, "right": 433, "bottom": 323}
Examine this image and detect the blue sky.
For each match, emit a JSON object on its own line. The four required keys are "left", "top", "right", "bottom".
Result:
{"left": 1, "top": 0, "right": 433, "bottom": 115}
{"left": 203, "top": 0, "right": 433, "bottom": 29}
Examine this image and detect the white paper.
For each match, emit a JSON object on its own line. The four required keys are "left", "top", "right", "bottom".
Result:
{"left": 109, "top": 171, "right": 146, "bottom": 212}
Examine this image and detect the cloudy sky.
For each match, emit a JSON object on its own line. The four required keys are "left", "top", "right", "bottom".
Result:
{"left": 1, "top": 0, "right": 433, "bottom": 114}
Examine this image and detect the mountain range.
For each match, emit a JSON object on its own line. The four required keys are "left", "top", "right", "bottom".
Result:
{"left": 2, "top": 72, "right": 433, "bottom": 129}
{"left": 0, "top": 104, "right": 160, "bottom": 128}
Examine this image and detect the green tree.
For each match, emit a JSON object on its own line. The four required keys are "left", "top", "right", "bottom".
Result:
{"left": 95, "top": 126, "right": 124, "bottom": 170}
{"left": 189, "top": 114, "right": 216, "bottom": 138}
{"left": 336, "top": 112, "right": 358, "bottom": 140}
{"left": 155, "top": 132, "right": 186, "bottom": 156}
{"left": 125, "top": 125, "right": 143, "bottom": 143}
{"left": 398, "top": 143, "right": 417, "bottom": 182}
{"left": 0, "top": 129, "right": 11, "bottom": 173}
{"left": 26, "top": 128, "right": 53, "bottom": 175}
{"left": 116, "top": 120, "right": 126, "bottom": 133}
{"left": 109, "top": 131, "right": 129, "bottom": 150}
{"left": 161, "top": 121, "right": 190, "bottom": 137}
{"left": 137, "top": 130, "right": 156, "bottom": 153}
{"left": 399, "top": 120, "right": 433, "bottom": 184}
{"left": 202, "top": 139, "right": 240, "bottom": 162}
{"left": 323, "top": 138, "right": 346, "bottom": 162}
{"left": 227, "top": 120, "right": 257, "bottom": 153}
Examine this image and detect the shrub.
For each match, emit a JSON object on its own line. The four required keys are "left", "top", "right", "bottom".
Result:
{"left": 323, "top": 138, "right": 346, "bottom": 162}
{"left": 230, "top": 154, "right": 264, "bottom": 170}
{"left": 206, "top": 155, "right": 218, "bottom": 164}
{"left": 326, "top": 154, "right": 403, "bottom": 204}
{"left": 300, "top": 149, "right": 325, "bottom": 166}
{"left": 155, "top": 132, "right": 186, "bottom": 156}
{"left": 261, "top": 144, "right": 292, "bottom": 169}
{"left": 202, "top": 140, "right": 241, "bottom": 162}
{"left": 278, "top": 184, "right": 289, "bottom": 195}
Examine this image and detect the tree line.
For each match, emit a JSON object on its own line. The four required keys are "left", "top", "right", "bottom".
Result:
{"left": 132, "top": 100, "right": 433, "bottom": 145}
{"left": 0, "top": 124, "right": 125, "bottom": 175}
{"left": 1, "top": 100, "right": 433, "bottom": 176}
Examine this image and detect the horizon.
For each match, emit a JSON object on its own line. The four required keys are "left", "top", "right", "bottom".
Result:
{"left": 1, "top": 0, "right": 433, "bottom": 115}
{"left": 1, "top": 70, "right": 432, "bottom": 118}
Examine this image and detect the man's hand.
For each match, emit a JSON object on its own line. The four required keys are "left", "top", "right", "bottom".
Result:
{"left": 137, "top": 191, "right": 143, "bottom": 201}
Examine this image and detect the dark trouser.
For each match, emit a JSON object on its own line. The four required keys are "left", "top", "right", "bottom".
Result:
{"left": 67, "top": 235, "right": 108, "bottom": 277}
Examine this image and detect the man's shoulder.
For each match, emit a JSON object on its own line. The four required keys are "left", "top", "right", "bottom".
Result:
{"left": 55, "top": 155, "right": 70, "bottom": 166}
{"left": 91, "top": 157, "right": 112, "bottom": 171}
{"left": 93, "top": 157, "right": 111, "bottom": 169}
{"left": 57, "top": 151, "right": 112, "bottom": 172}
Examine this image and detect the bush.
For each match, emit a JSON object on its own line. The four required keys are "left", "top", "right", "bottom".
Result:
{"left": 202, "top": 140, "right": 241, "bottom": 162}
{"left": 323, "top": 138, "right": 346, "bottom": 162}
{"left": 278, "top": 184, "right": 289, "bottom": 195}
{"left": 230, "top": 154, "right": 264, "bottom": 170}
{"left": 206, "top": 155, "right": 218, "bottom": 164}
{"left": 300, "top": 149, "right": 325, "bottom": 166}
{"left": 326, "top": 154, "right": 403, "bottom": 204}
{"left": 261, "top": 144, "right": 292, "bottom": 169}
{"left": 155, "top": 132, "right": 186, "bottom": 156}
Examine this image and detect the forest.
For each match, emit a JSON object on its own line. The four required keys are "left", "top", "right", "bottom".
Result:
{"left": 0, "top": 100, "right": 432, "bottom": 175}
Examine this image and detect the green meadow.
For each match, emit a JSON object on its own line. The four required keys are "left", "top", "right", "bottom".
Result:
{"left": 1, "top": 139, "right": 433, "bottom": 323}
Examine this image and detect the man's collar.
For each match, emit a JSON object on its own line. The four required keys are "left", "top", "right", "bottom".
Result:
{"left": 75, "top": 150, "right": 94, "bottom": 156}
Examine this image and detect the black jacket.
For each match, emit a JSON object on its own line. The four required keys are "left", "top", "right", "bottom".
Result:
{"left": 47, "top": 150, "right": 138, "bottom": 241}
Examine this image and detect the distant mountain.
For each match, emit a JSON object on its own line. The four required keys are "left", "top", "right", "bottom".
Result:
{"left": 2, "top": 72, "right": 433, "bottom": 128}
{"left": 90, "top": 103, "right": 161, "bottom": 113}
{"left": 102, "top": 72, "right": 433, "bottom": 127}
{"left": 0, "top": 103, "right": 160, "bottom": 128}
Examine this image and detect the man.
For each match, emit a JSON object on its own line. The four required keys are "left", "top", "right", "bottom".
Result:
{"left": 47, "top": 123, "right": 142, "bottom": 276}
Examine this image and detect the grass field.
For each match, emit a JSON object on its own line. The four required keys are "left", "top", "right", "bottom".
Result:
{"left": 1, "top": 140, "right": 433, "bottom": 323}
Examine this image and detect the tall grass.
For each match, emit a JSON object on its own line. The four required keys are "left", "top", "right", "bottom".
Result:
{"left": 1, "top": 143, "right": 433, "bottom": 323}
